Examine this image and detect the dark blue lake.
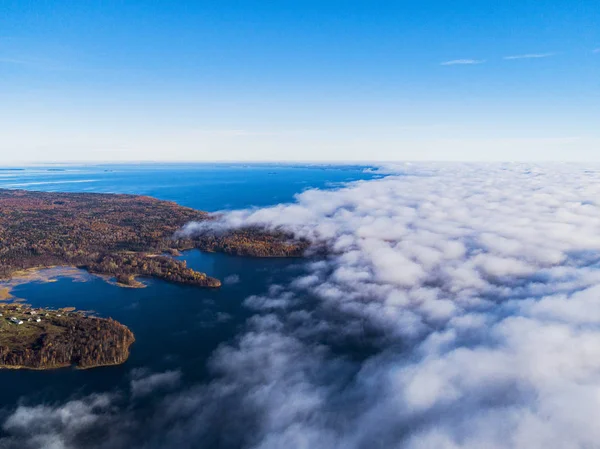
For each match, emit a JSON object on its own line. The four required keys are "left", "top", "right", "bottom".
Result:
{"left": 0, "top": 164, "right": 375, "bottom": 410}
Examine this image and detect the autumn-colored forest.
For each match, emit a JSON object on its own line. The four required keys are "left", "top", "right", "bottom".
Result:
{"left": 0, "top": 189, "right": 306, "bottom": 287}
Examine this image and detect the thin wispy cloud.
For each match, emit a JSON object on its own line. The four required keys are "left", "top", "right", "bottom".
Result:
{"left": 0, "top": 54, "right": 62, "bottom": 70}
{"left": 440, "top": 59, "right": 485, "bottom": 66}
{"left": 0, "top": 57, "right": 31, "bottom": 64}
{"left": 504, "top": 52, "right": 555, "bottom": 60}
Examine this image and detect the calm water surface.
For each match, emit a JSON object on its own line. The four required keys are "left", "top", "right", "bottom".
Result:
{"left": 0, "top": 164, "right": 375, "bottom": 409}
{"left": 0, "top": 163, "right": 376, "bottom": 211}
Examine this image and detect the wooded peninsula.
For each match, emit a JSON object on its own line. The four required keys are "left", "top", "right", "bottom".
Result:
{"left": 0, "top": 189, "right": 307, "bottom": 287}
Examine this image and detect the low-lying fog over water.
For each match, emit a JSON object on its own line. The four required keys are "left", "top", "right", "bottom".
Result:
{"left": 2, "top": 162, "right": 600, "bottom": 449}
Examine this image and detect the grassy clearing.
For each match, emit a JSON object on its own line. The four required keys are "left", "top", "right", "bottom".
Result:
{"left": 0, "top": 304, "right": 79, "bottom": 350}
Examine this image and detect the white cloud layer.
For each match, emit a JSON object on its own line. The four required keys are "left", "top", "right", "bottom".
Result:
{"left": 197, "top": 162, "right": 600, "bottom": 448}
{"left": 5, "top": 162, "right": 600, "bottom": 448}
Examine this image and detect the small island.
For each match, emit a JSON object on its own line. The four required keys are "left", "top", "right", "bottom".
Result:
{"left": 0, "top": 189, "right": 308, "bottom": 287}
{"left": 0, "top": 304, "right": 134, "bottom": 370}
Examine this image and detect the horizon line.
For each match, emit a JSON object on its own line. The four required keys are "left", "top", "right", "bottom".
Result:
{"left": 2, "top": 160, "right": 600, "bottom": 166}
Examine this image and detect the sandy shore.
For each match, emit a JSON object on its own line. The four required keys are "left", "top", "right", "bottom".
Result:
{"left": 0, "top": 266, "right": 92, "bottom": 301}
{"left": 0, "top": 266, "right": 148, "bottom": 301}
{"left": 0, "top": 287, "right": 12, "bottom": 301}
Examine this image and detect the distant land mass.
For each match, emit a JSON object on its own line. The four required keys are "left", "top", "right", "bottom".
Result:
{"left": 0, "top": 189, "right": 308, "bottom": 288}
{"left": 0, "top": 188, "right": 307, "bottom": 370}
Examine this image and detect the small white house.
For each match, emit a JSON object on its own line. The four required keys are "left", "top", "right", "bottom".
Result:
{"left": 10, "top": 317, "right": 23, "bottom": 325}
{"left": 35, "top": 317, "right": 42, "bottom": 323}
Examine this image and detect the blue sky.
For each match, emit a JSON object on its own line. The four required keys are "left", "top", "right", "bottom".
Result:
{"left": 1, "top": 1, "right": 599, "bottom": 162}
